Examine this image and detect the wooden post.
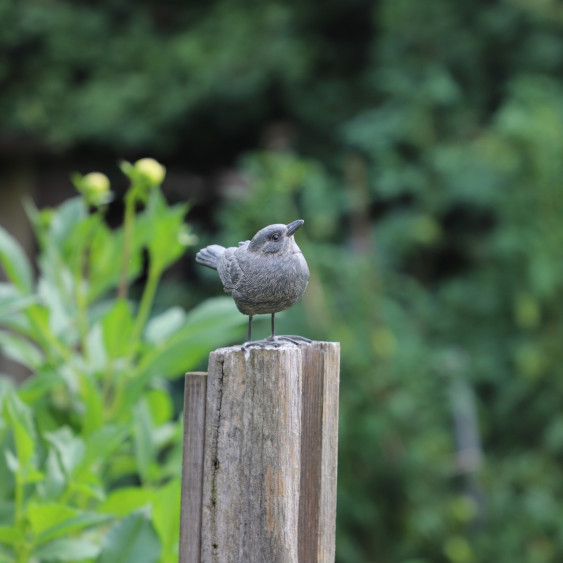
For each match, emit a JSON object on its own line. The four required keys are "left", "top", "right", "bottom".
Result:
{"left": 179, "top": 373, "right": 207, "bottom": 563}
{"left": 298, "top": 342, "right": 340, "bottom": 563}
{"left": 179, "top": 341, "right": 340, "bottom": 563}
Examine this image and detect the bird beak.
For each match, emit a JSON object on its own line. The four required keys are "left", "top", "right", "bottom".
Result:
{"left": 286, "top": 219, "right": 304, "bottom": 237}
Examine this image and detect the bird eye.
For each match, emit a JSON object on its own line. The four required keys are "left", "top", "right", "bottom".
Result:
{"left": 272, "top": 233, "right": 280, "bottom": 241}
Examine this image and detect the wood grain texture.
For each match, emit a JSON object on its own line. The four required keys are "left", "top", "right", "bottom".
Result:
{"left": 179, "top": 372, "right": 208, "bottom": 563}
{"left": 201, "top": 344, "right": 303, "bottom": 563}
{"left": 298, "top": 342, "right": 340, "bottom": 563}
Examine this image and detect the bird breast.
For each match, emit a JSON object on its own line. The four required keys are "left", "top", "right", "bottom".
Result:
{"left": 231, "top": 250, "right": 310, "bottom": 315}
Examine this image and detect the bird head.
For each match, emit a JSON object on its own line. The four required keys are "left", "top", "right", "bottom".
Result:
{"left": 248, "top": 219, "right": 304, "bottom": 254}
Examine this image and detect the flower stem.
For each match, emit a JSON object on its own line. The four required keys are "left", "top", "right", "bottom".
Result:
{"left": 118, "top": 191, "right": 136, "bottom": 300}
{"left": 130, "top": 263, "right": 161, "bottom": 350}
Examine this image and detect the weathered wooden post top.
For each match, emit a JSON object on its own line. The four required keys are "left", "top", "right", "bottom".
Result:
{"left": 179, "top": 340, "right": 340, "bottom": 563}
{"left": 180, "top": 221, "right": 340, "bottom": 562}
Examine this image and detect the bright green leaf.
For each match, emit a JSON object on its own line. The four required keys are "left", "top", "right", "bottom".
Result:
{"left": 86, "top": 323, "right": 107, "bottom": 370}
{"left": 77, "top": 373, "right": 105, "bottom": 435}
{"left": 96, "top": 512, "right": 161, "bottom": 563}
{"left": 133, "top": 401, "right": 154, "bottom": 484}
{"left": 4, "top": 450, "right": 19, "bottom": 473}
{"left": 142, "top": 191, "right": 189, "bottom": 274}
{"left": 41, "top": 448, "right": 66, "bottom": 502}
{"left": 44, "top": 427, "right": 85, "bottom": 478}
{"left": 36, "top": 511, "right": 113, "bottom": 545}
{"left": 28, "top": 503, "right": 79, "bottom": 536}
{"left": 0, "top": 525, "right": 24, "bottom": 546}
{"left": 81, "top": 424, "right": 129, "bottom": 470}
{"left": 101, "top": 299, "right": 134, "bottom": 359}
{"left": 152, "top": 479, "right": 181, "bottom": 562}
{"left": 36, "top": 265, "right": 75, "bottom": 338}
{"left": 33, "top": 537, "right": 101, "bottom": 561}
{"left": 144, "top": 307, "right": 186, "bottom": 344}
{"left": 4, "top": 392, "right": 36, "bottom": 468}
{"left": 97, "top": 487, "right": 156, "bottom": 517}
{"left": 0, "top": 226, "right": 33, "bottom": 294}
{"left": 0, "top": 283, "right": 36, "bottom": 322}
{"left": 18, "top": 370, "right": 62, "bottom": 403}
{"left": 48, "top": 197, "right": 88, "bottom": 247}
{"left": 0, "top": 331, "right": 43, "bottom": 370}
{"left": 137, "top": 297, "right": 245, "bottom": 379}
{"left": 145, "top": 387, "right": 173, "bottom": 426}
{"left": 88, "top": 222, "right": 145, "bottom": 302}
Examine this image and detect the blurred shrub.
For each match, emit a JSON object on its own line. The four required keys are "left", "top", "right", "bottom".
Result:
{"left": 0, "top": 160, "right": 245, "bottom": 562}
{"left": 207, "top": 88, "right": 563, "bottom": 559}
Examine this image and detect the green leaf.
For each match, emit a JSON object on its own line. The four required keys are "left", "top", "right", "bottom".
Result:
{"left": 0, "top": 226, "right": 33, "bottom": 294}
{"left": 18, "top": 370, "right": 62, "bottom": 403}
{"left": 0, "top": 501, "right": 14, "bottom": 524}
{"left": 4, "top": 392, "right": 36, "bottom": 468}
{"left": 144, "top": 307, "right": 186, "bottom": 344}
{"left": 141, "top": 191, "right": 189, "bottom": 274}
{"left": 28, "top": 503, "right": 79, "bottom": 536}
{"left": 86, "top": 323, "right": 108, "bottom": 370}
{"left": 152, "top": 479, "right": 181, "bottom": 563}
{"left": 88, "top": 222, "right": 144, "bottom": 302}
{"left": 21, "top": 303, "right": 57, "bottom": 352}
{"left": 33, "top": 537, "right": 101, "bottom": 561}
{"left": 41, "top": 448, "right": 66, "bottom": 501}
{"left": 97, "top": 487, "right": 156, "bottom": 517}
{"left": 96, "top": 512, "right": 161, "bottom": 563}
{"left": 36, "top": 261, "right": 75, "bottom": 339}
{"left": 44, "top": 427, "right": 85, "bottom": 478}
{"left": 81, "top": 424, "right": 129, "bottom": 470}
{"left": 137, "top": 297, "right": 245, "bottom": 379}
{"left": 77, "top": 373, "right": 105, "bottom": 435}
{"left": 145, "top": 386, "right": 173, "bottom": 426}
{"left": 0, "top": 331, "right": 43, "bottom": 370}
{"left": 48, "top": 197, "right": 88, "bottom": 247}
{"left": 101, "top": 299, "right": 134, "bottom": 359}
{"left": 4, "top": 450, "right": 18, "bottom": 473}
{"left": 67, "top": 470, "right": 105, "bottom": 502}
{"left": 133, "top": 401, "right": 154, "bottom": 484}
{"left": 0, "top": 283, "right": 36, "bottom": 321}
{"left": 36, "top": 511, "right": 113, "bottom": 545}
{"left": 0, "top": 525, "right": 24, "bottom": 546}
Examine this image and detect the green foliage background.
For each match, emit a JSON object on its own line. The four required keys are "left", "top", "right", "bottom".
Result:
{"left": 2, "top": 0, "right": 563, "bottom": 561}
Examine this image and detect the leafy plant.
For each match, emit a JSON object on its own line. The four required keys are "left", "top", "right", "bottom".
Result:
{"left": 0, "top": 159, "right": 245, "bottom": 562}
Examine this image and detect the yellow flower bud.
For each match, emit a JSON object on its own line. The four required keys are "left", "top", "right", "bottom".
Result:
{"left": 74, "top": 172, "right": 112, "bottom": 206}
{"left": 134, "top": 158, "right": 166, "bottom": 186}
{"left": 82, "top": 172, "right": 110, "bottom": 194}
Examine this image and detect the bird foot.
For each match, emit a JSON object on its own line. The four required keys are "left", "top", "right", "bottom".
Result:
{"left": 241, "top": 335, "right": 311, "bottom": 349}
{"left": 275, "top": 335, "right": 312, "bottom": 344}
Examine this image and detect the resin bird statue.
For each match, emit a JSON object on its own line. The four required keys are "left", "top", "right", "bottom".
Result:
{"left": 196, "top": 220, "right": 310, "bottom": 343}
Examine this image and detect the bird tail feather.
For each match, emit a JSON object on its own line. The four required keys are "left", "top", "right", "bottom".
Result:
{"left": 195, "top": 244, "right": 225, "bottom": 270}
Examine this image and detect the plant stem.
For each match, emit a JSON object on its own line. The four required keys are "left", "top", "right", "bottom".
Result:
{"left": 75, "top": 210, "right": 104, "bottom": 360}
{"left": 13, "top": 473, "right": 29, "bottom": 563}
{"left": 109, "top": 264, "right": 161, "bottom": 417}
{"left": 75, "top": 271, "right": 90, "bottom": 360}
{"left": 118, "top": 191, "right": 136, "bottom": 300}
{"left": 130, "top": 263, "right": 161, "bottom": 351}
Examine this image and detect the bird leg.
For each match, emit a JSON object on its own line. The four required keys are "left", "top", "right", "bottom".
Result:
{"left": 242, "top": 311, "right": 311, "bottom": 348}
{"left": 271, "top": 313, "right": 275, "bottom": 339}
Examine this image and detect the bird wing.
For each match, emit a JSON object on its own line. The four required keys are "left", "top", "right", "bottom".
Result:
{"left": 217, "top": 246, "right": 244, "bottom": 291}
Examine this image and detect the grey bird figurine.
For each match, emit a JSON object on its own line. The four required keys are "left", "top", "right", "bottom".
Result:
{"left": 196, "top": 220, "right": 310, "bottom": 343}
